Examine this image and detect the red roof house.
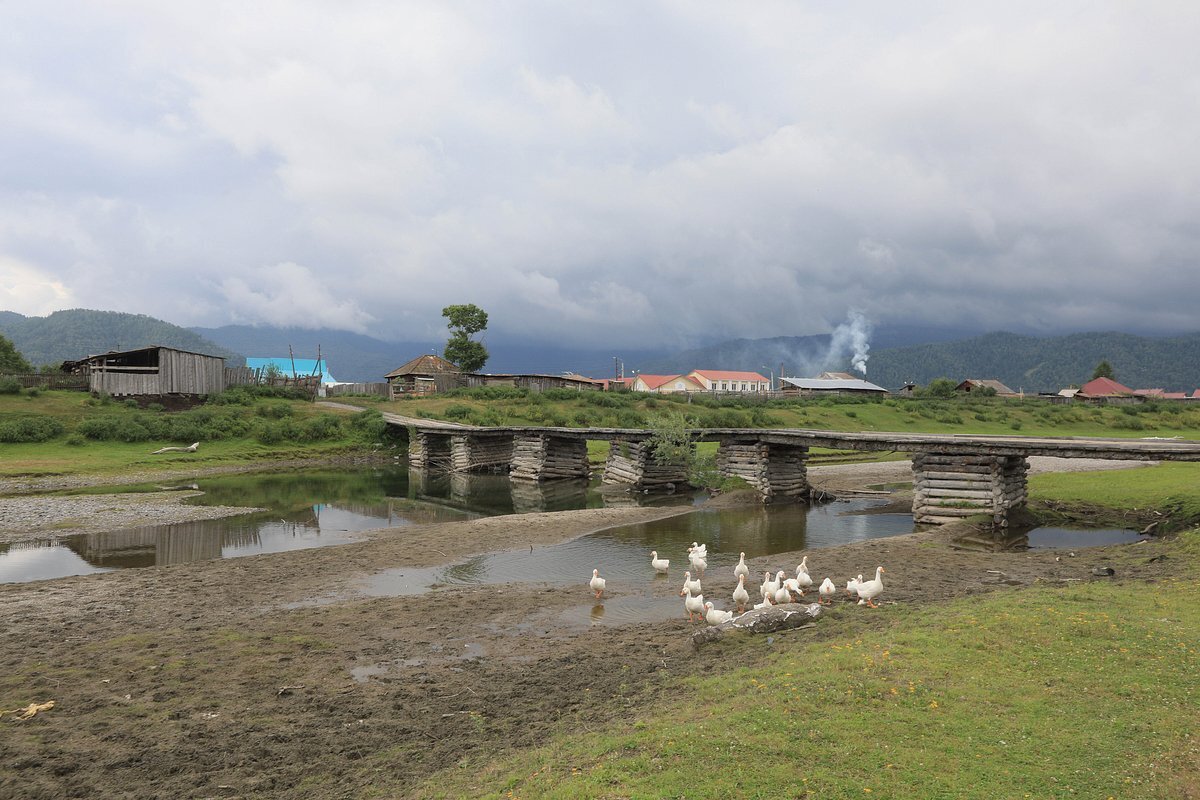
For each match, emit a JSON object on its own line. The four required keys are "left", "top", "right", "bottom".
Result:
{"left": 1076, "top": 377, "right": 1134, "bottom": 398}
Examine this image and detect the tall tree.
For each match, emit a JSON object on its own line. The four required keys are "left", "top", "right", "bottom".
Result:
{"left": 442, "top": 304, "right": 489, "bottom": 373}
{"left": 1092, "top": 360, "right": 1115, "bottom": 380}
{"left": 0, "top": 333, "right": 32, "bottom": 373}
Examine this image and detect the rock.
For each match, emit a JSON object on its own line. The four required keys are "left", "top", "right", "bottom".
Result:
{"left": 690, "top": 603, "right": 822, "bottom": 649}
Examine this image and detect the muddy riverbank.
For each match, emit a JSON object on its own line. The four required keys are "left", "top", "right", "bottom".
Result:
{"left": 0, "top": 457, "right": 1182, "bottom": 799}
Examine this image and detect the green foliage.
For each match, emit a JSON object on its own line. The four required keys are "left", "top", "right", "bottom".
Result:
{"left": 1092, "top": 359, "right": 1115, "bottom": 380}
{"left": 443, "top": 404, "right": 473, "bottom": 420}
{"left": 645, "top": 412, "right": 694, "bottom": 468}
{"left": 0, "top": 377, "right": 21, "bottom": 395}
{"left": 0, "top": 332, "right": 32, "bottom": 373}
{"left": 0, "top": 415, "right": 65, "bottom": 442}
{"left": 920, "top": 377, "right": 958, "bottom": 398}
{"left": 442, "top": 303, "right": 489, "bottom": 372}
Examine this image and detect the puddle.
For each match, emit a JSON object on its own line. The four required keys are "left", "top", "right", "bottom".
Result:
{"left": 1, "top": 468, "right": 692, "bottom": 583}
{"left": 954, "top": 525, "right": 1144, "bottom": 552}
{"left": 357, "top": 498, "right": 914, "bottom": 627}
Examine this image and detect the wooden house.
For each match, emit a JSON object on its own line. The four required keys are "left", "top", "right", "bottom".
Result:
{"left": 64, "top": 346, "right": 226, "bottom": 397}
{"left": 955, "top": 379, "right": 1018, "bottom": 397}
{"left": 384, "top": 354, "right": 460, "bottom": 395}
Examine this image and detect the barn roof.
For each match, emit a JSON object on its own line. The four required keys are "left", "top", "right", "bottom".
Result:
{"left": 384, "top": 354, "right": 459, "bottom": 379}
{"left": 958, "top": 378, "right": 1017, "bottom": 395}
{"left": 1077, "top": 377, "right": 1134, "bottom": 397}
{"left": 689, "top": 369, "right": 769, "bottom": 382}
{"left": 781, "top": 377, "right": 888, "bottom": 393}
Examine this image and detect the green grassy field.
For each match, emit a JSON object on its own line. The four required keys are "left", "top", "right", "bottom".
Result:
{"left": 373, "top": 387, "right": 1200, "bottom": 439}
{"left": 0, "top": 388, "right": 397, "bottom": 479}
{"left": 407, "top": 532, "right": 1200, "bottom": 800}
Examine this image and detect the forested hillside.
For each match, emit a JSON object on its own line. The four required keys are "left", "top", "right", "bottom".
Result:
{"left": 869, "top": 331, "right": 1200, "bottom": 392}
{"left": 0, "top": 310, "right": 241, "bottom": 368}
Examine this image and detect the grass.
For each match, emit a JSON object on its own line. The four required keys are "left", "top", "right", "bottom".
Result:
{"left": 371, "top": 389, "right": 1200, "bottom": 439}
{"left": 0, "top": 389, "right": 399, "bottom": 480}
{"left": 1030, "top": 463, "right": 1200, "bottom": 527}
{"left": 409, "top": 537, "right": 1200, "bottom": 799}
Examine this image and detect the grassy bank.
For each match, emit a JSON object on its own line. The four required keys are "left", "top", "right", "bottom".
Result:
{"left": 0, "top": 388, "right": 398, "bottom": 480}
{"left": 367, "top": 386, "right": 1200, "bottom": 439}
{"left": 408, "top": 532, "right": 1200, "bottom": 799}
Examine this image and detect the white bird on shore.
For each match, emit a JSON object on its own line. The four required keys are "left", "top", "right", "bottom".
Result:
{"left": 650, "top": 550, "right": 670, "bottom": 573}
{"left": 589, "top": 568, "right": 606, "bottom": 599}
{"left": 794, "top": 561, "right": 814, "bottom": 595}
{"left": 732, "top": 574, "right": 750, "bottom": 612}
{"left": 774, "top": 582, "right": 793, "bottom": 606}
{"left": 683, "top": 588, "right": 705, "bottom": 622}
{"left": 856, "top": 566, "right": 885, "bottom": 608}
{"left": 760, "top": 570, "right": 779, "bottom": 602}
{"left": 679, "top": 571, "right": 702, "bottom": 598}
{"left": 846, "top": 574, "right": 863, "bottom": 599}
{"left": 689, "top": 542, "right": 707, "bottom": 559}
{"left": 704, "top": 601, "right": 734, "bottom": 625}
{"left": 733, "top": 552, "right": 749, "bottom": 581}
{"left": 818, "top": 577, "right": 836, "bottom": 605}
{"left": 689, "top": 551, "right": 707, "bottom": 575}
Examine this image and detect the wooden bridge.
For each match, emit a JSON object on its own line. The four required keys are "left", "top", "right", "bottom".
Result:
{"left": 376, "top": 410, "right": 1200, "bottom": 528}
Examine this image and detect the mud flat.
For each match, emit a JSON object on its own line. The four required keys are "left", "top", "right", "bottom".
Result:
{"left": 0, "top": 458, "right": 1176, "bottom": 798}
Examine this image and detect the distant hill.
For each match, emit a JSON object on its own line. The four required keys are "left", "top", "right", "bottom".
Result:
{"left": 640, "top": 325, "right": 981, "bottom": 377}
{"left": 193, "top": 325, "right": 664, "bottom": 382}
{"left": 0, "top": 309, "right": 241, "bottom": 368}
{"left": 869, "top": 331, "right": 1200, "bottom": 393}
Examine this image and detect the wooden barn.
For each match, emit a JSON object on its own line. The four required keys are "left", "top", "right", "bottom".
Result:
{"left": 384, "top": 354, "right": 461, "bottom": 395}
{"left": 64, "top": 346, "right": 227, "bottom": 397}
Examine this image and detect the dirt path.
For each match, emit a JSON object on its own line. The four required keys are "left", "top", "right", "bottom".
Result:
{"left": 0, "top": 456, "right": 1182, "bottom": 799}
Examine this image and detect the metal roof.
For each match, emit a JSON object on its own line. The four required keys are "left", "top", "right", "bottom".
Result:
{"left": 781, "top": 377, "right": 888, "bottom": 392}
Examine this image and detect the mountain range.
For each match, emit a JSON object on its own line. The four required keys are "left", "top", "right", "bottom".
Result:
{"left": 2, "top": 309, "right": 1198, "bottom": 392}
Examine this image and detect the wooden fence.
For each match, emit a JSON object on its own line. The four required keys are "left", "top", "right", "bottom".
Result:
{"left": 326, "top": 382, "right": 390, "bottom": 398}
{"left": 1, "top": 373, "right": 89, "bottom": 390}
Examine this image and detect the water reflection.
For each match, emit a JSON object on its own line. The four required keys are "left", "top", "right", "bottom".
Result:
{"left": 0, "top": 468, "right": 690, "bottom": 583}
{"left": 955, "top": 525, "right": 1144, "bottom": 552}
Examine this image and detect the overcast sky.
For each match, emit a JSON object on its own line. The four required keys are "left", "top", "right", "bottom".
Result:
{"left": 2, "top": 2, "right": 1198, "bottom": 347}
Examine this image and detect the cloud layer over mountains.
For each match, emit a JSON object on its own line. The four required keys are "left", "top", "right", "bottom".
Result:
{"left": 3, "top": 3, "right": 1198, "bottom": 345}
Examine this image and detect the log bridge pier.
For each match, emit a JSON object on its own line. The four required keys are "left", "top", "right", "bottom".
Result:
{"left": 396, "top": 419, "right": 1200, "bottom": 528}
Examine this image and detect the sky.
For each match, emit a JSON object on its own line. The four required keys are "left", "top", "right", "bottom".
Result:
{"left": 2, "top": 2, "right": 1199, "bottom": 348}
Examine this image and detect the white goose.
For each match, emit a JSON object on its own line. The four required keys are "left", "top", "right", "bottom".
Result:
{"left": 683, "top": 587, "right": 705, "bottom": 622}
{"left": 856, "top": 566, "right": 885, "bottom": 608}
{"left": 679, "top": 570, "right": 702, "bottom": 598}
{"left": 704, "top": 601, "right": 734, "bottom": 625}
{"left": 589, "top": 568, "right": 606, "bottom": 599}
{"left": 733, "top": 552, "right": 749, "bottom": 581}
{"left": 845, "top": 574, "right": 863, "bottom": 599}
{"left": 650, "top": 550, "right": 670, "bottom": 573}
{"left": 794, "top": 561, "right": 814, "bottom": 595}
{"left": 689, "top": 550, "right": 708, "bottom": 575}
{"left": 818, "top": 577, "right": 836, "bottom": 605}
{"left": 732, "top": 574, "right": 750, "bottom": 613}
{"left": 760, "top": 570, "right": 779, "bottom": 603}
{"left": 774, "top": 581, "right": 793, "bottom": 606}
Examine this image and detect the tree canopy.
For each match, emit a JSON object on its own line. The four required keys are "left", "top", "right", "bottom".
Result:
{"left": 442, "top": 304, "right": 489, "bottom": 373}
{"left": 1092, "top": 360, "right": 1115, "bottom": 380}
{"left": 0, "top": 333, "right": 32, "bottom": 373}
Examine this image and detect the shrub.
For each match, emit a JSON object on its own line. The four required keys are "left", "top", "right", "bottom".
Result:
{"left": 1010, "top": 421, "right": 1023, "bottom": 431}
{"left": 0, "top": 377, "right": 20, "bottom": 395}
{"left": 256, "top": 420, "right": 299, "bottom": 444}
{"left": 123, "top": 399, "right": 139, "bottom": 409}
{"left": 76, "top": 416, "right": 127, "bottom": 440}
{"left": 299, "top": 414, "right": 343, "bottom": 441}
{"left": 24, "top": 386, "right": 41, "bottom": 398}
{"left": 443, "top": 404, "right": 473, "bottom": 420}
{"left": 255, "top": 403, "right": 295, "bottom": 419}
{"left": 0, "top": 415, "right": 65, "bottom": 442}
{"left": 347, "top": 409, "right": 389, "bottom": 442}
{"left": 65, "top": 433, "right": 86, "bottom": 447}
{"left": 542, "top": 389, "right": 581, "bottom": 402}
{"left": 146, "top": 402, "right": 166, "bottom": 412}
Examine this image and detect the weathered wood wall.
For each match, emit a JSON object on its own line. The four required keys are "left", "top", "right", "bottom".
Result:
{"left": 510, "top": 434, "right": 589, "bottom": 481}
{"left": 601, "top": 439, "right": 690, "bottom": 490}
{"left": 450, "top": 433, "right": 514, "bottom": 473}
{"left": 326, "top": 382, "right": 390, "bottom": 397}
{"left": 717, "top": 439, "right": 810, "bottom": 503}
{"left": 911, "top": 452, "right": 1028, "bottom": 526}
{"left": 89, "top": 348, "right": 226, "bottom": 396}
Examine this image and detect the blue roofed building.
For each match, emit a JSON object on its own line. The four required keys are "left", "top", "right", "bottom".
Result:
{"left": 245, "top": 357, "right": 339, "bottom": 385}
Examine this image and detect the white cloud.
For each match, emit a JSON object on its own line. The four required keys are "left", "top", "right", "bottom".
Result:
{"left": 0, "top": 254, "right": 74, "bottom": 315}
{"left": 1, "top": 2, "right": 1199, "bottom": 346}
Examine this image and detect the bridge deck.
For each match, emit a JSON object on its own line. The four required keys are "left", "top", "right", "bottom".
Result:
{"left": 381, "top": 412, "right": 1200, "bottom": 462}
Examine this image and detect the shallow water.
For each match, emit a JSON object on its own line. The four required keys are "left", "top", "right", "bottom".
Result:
{"left": 0, "top": 468, "right": 690, "bottom": 583}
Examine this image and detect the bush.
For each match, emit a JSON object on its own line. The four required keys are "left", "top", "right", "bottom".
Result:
{"left": 256, "top": 420, "right": 299, "bottom": 444}
{"left": 255, "top": 402, "right": 295, "bottom": 419}
{"left": 65, "top": 433, "right": 86, "bottom": 447}
{"left": 76, "top": 416, "right": 127, "bottom": 440}
{"left": 123, "top": 399, "right": 139, "bottom": 409}
{"left": 24, "top": 386, "right": 40, "bottom": 398}
{"left": 146, "top": 402, "right": 166, "bottom": 412}
{"left": 443, "top": 404, "right": 473, "bottom": 420}
{"left": 0, "top": 377, "right": 20, "bottom": 395}
{"left": 299, "top": 414, "right": 343, "bottom": 441}
{"left": 0, "top": 415, "right": 65, "bottom": 442}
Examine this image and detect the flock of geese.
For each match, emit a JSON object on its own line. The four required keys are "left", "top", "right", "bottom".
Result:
{"left": 589, "top": 543, "right": 886, "bottom": 625}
